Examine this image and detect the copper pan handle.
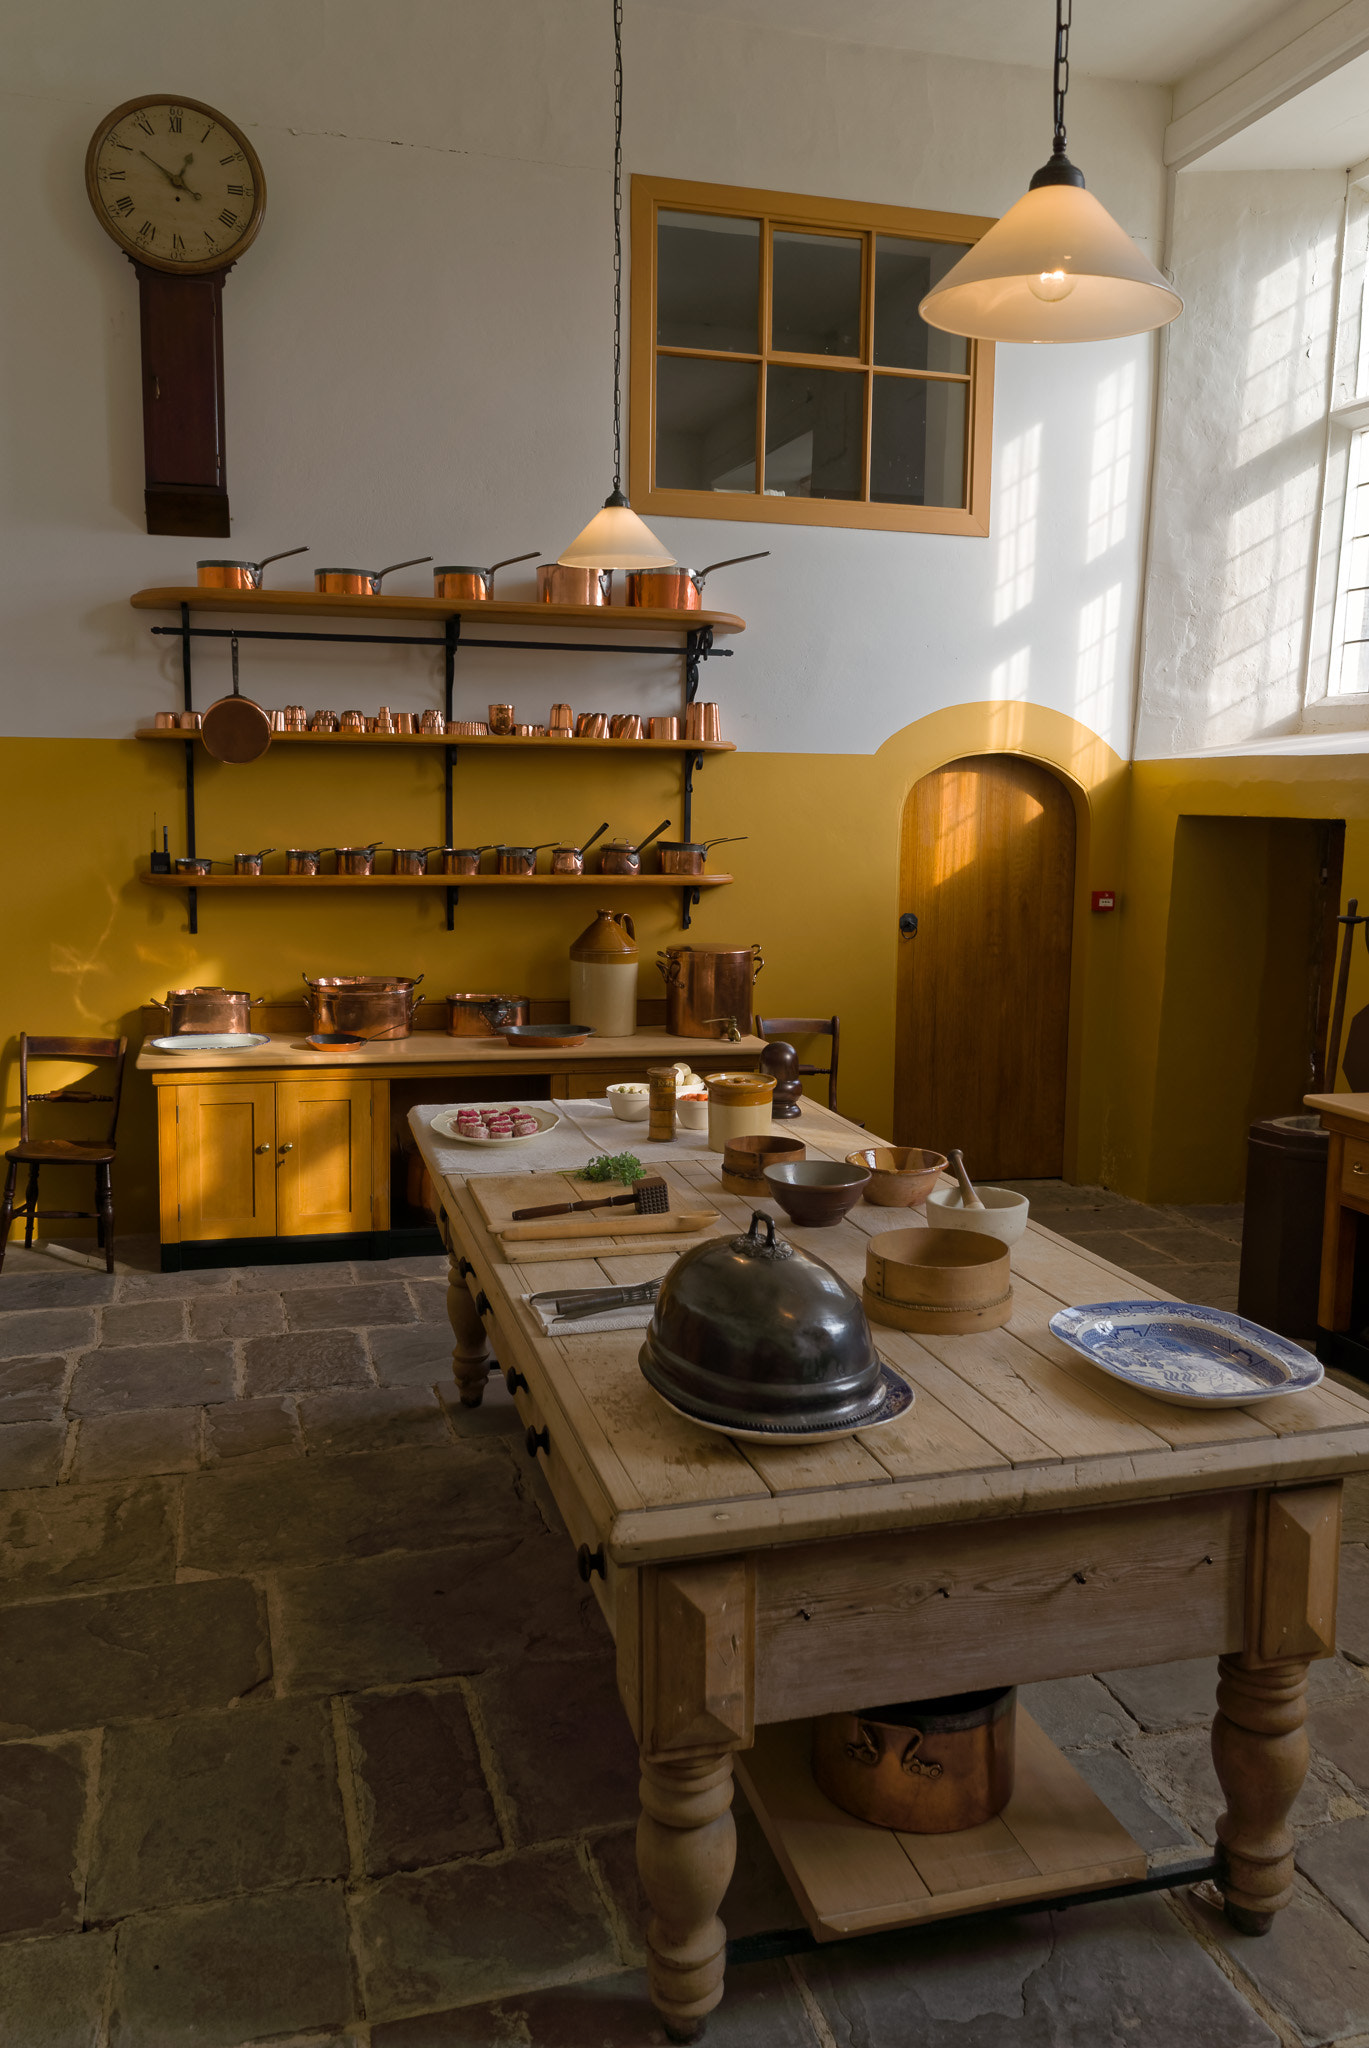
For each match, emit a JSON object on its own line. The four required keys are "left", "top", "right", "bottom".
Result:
{"left": 695, "top": 551, "right": 771, "bottom": 583}
{"left": 486, "top": 552, "right": 541, "bottom": 579}
{"left": 752, "top": 944, "right": 765, "bottom": 981}
{"left": 255, "top": 546, "right": 309, "bottom": 574}
{"left": 636, "top": 819, "right": 672, "bottom": 855}
{"left": 371, "top": 556, "right": 433, "bottom": 588}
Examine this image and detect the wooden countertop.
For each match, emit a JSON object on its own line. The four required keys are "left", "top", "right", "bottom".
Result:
{"left": 1305, "top": 1092, "right": 1369, "bottom": 1125}
{"left": 415, "top": 1096, "right": 1369, "bottom": 1564}
{"left": 137, "top": 1029, "right": 765, "bottom": 1074}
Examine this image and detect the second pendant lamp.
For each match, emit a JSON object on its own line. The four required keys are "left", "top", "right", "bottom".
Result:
{"left": 557, "top": 0, "right": 674, "bottom": 571}
{"left": 919, "top": 0, "right": 1182, "bottom": 345}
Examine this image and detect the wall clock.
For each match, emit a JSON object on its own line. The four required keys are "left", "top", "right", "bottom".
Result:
{"left": 85, "top": 95, "right": 267, "bottom": 536}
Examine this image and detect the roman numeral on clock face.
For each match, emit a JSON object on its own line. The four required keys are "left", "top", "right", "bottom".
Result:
{"left": 112, "top": 195, "right": 134, "bottom": 217}
{"left": 218, "top": 210, "right": 238, "bottom": 228}
{"left": 172, "top": 233, "right": 186, "bottom": 257}
{"left": 220, "top": 150, "right": 244, "bottom": 165}
{"left": 132, "top": 111, "right": 153, "bottom": 135}
{"left": 168, "top": 107, "right": 183, "bottom": 132}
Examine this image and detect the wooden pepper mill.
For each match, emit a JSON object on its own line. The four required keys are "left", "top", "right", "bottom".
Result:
{"left": 761, "top": 1040, "right": 803, "bottom": 1119}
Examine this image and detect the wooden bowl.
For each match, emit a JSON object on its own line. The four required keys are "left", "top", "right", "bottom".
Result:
{"left": 863, "top": 1227, "right": 1011, "bottom": 1334}
{"left": 763, "top": 1158, "right": 869, "bottom": 1228}
{"left": 846, "top": 1145, "right": 948, "bottom": 1208}
{"left": 721, "top": 1131, "right": 806, "bottom": 1198}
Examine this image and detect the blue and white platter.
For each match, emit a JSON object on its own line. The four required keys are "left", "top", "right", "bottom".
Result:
{"left": 1048, "top": 1301, "right": 1323, "bottom": 1407}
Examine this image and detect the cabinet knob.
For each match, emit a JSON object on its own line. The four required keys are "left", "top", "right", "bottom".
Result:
{"left": 576, "top": 1543, "right": 606, "bottom": 1582}
{"left": 524, "top": 1423, "right": 549, "bottom": 1459}
{"left": 278, "top": 1142, "right": 293, "bottom": 1153}
{"left": 255, "top": 1143, "right": 271, "bottom": 1154}
{"left": 504, "top": 1365, "right": 528, "bottom": 1395}
{"left": 457, "top": 1257, "right": 474, "bottom": 1279}
{"left": 474, "top": 1290, "right": 491, "bottom": 1318}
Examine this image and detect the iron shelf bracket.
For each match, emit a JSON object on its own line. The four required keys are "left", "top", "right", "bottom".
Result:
{"left": 679, "top": 747, "right": 707, "bottom": 931}
{"left": 684, "top": 623, "right": 715, "bottom": 708}
{"left": 179, "top": 601, "right": 197, "bottom": 935}
{"left": 444, "top": 617, "right": 461, "bottom": 928}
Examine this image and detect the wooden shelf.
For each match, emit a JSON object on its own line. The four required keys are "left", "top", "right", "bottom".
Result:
{"left": 129, "top": 586, "right": 745, "bottom": 634}
{"left": 139, "top": 872, "right": 734, "bottom": 890}
{"left": 135, "top": 729, "right": 734, "bottom": 754}
{"left": 735, "top": 1712, "right": 1146, "bottom": 1943}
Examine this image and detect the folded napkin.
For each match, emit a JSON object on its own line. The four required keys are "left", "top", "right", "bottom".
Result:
{"left": 522, "top": 1294, "right": 656, "bottom": 1338}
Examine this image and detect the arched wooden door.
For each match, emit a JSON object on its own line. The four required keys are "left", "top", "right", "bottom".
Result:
{"left": 895, "top": 755, "right": 1076, "bottom": 1179}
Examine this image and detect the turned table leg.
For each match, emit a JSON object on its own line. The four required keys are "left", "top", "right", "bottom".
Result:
{"left": 1212, "top": 1653, "right": 1311, "bottom": 1932}
{"left": 638, "top": 1750, "right": 736, "bottom": 2043}
{"left": 446, "top": 1250, "right": 492, "bottom": 1408}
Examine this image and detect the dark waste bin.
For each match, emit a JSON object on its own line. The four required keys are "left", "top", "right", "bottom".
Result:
{"left": 1237, "top": 1115, "right": 1328, "bottom": 1339}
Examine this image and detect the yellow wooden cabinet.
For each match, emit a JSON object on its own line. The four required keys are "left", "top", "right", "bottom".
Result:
{"left": 159, "top": 1075, "right": 383, "bottom": 1244}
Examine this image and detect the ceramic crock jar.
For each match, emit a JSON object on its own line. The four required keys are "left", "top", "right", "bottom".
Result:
{"left": 637, "top": 1211, "right": 883, "bottom": 1434}
{"left": 568, "top": 910, "right": 638, "bottom": 1040}
{"left": 705, "top": 1071, "right": 776, "bottom": 1153}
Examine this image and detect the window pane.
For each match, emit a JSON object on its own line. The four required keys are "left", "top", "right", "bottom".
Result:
{"left": 765, "top": 365, "right": 863, "bottom": 498}
{"left": 1336, "top": 635, "right": 1369, "bottom": 694}
{"left": 870, "top": 375, "right": 966, "bottom": 507}
{"left": 1344, "top": 586, "right": 1369, "bottom": 643}
{"left": 875, "top": 235, "right": 969, "bottom": 375}
{"left": 657, "top": 211, "right": 759, "bottom": 353}
{"left": 772, "top": 231, "right": 862, "bottom": 356}
{"left": 655, "top": 355, "right": 758, "bottom": 491}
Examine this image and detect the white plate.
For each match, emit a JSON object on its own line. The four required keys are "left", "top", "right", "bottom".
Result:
{"left": 648, "top": 1363, "right": 915, "bottom": 1442}
{"left": 1048, "top": 1300, "right": 1323, "bottom": 1407}
{"left": 429, "top": 1103, "right": 561, "bottom": 1148}
{"left": 150, "top": 1033, "right": 272, "bottom": 1053}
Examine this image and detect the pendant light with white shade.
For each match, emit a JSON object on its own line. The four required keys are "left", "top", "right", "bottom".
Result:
{"left": 557, "top": 0, "right": 674, "bottom": 570}
{"left": 919, "top": 0, "right": 1182, "bottom": 345}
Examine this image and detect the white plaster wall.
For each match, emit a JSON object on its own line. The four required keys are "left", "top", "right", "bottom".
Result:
{"left": 0, "top": 0, "right": 1167, "bottom": 754}
{"left": 1135, "top": 170, "right": 1345, "bottom": 756}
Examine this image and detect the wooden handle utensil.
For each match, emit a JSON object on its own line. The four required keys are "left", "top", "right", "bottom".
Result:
{"left": 947, "top": 1149, "right": 985, "bottom": 1210}
{"left": 497, "top": 1209, "right": 717, "bottom": 1243}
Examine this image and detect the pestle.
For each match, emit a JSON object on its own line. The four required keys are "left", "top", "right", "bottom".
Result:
{"left": 947, "top": 1149, "right": 985, "bottom": 1210}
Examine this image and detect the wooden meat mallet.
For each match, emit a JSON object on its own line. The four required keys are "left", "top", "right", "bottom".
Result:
{"left": 511, "top": 1178, "right": 669, "bottom": 1222}
{"left": 947, "top": 1149, "right": 985, "bottom": 1210}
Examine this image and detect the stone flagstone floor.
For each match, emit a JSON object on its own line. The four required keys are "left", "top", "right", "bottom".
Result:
{"left": 0, "top": 1189, "right": 1367, "bottom": 2046}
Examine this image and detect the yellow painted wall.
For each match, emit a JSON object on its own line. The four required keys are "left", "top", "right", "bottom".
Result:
{"left": 0, "top": 700, "right": 1127, "bottom": 1240}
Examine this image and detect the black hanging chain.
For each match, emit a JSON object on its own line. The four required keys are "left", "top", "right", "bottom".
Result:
{"left": 1052, "top": 0, "right": 1071, "bottom": 156}
{"left": 612, "top": 0, "right": 624, "bottom": 494}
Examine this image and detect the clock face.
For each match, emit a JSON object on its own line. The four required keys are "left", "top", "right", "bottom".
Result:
{"left": 85, "top": 95, "right": 266, "bottom": 275}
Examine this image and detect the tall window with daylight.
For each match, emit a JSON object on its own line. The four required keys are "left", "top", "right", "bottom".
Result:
{"left": 1316, "top": 182, "right": 1369, "bottom": 712}
{"left": 630, "top": 178, "right": 997, "bottom": 537}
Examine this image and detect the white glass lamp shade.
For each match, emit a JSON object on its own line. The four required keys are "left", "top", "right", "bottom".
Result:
{"left": 919, "top": 183, "right": 1182, "bottom": 344}
{"left": 557, "top": 494, "right": 676, "bottom": 570}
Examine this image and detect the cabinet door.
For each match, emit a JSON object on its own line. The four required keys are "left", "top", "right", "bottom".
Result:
{"left": 175, "top": 1083, "right": 277, "bottom": 1240}
{"left": 276, "top": 1079, "right": 373, "bottom": 1236}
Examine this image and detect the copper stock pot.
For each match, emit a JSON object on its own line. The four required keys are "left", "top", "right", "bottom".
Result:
{"left": 150, "top": 986, "right": 264, "bottom": 1034}
{"left": 303, "top": 973, "right": 424, "bottom": 1040}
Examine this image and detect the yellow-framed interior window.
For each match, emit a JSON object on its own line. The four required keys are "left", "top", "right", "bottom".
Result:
{"left": 630, "top": 176, "right": 997, "bottom": 538}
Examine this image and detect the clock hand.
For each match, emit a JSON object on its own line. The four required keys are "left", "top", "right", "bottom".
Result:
{"left": 140, "top": 149, "right": 202, "bottom": 202}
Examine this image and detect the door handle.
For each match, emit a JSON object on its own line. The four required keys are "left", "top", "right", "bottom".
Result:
{"left": 255, "top": 1143, "right": 270, "bottom": 1154}
{"left": 899, "top": 912, "right": 919, "bottom": 937}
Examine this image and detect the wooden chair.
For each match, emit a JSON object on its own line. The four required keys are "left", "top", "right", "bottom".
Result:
{"left": 756, "top": 1016, "right": 840, "bottom": 1111}
{"left": 0, "top": 1036, "right": 128, "bottom": 1273}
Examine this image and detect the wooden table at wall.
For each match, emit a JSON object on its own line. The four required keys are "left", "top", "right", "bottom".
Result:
{"left": 412, "top": 1096, "right": 1369, "bottom": 2042}
{"left": 1306, "top": 1089, "right": 1369, "bottom": 1378}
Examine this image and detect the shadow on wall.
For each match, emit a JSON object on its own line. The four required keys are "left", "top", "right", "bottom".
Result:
{"left": 1147, "top": 814, "right": 1343, "bottom": 1202}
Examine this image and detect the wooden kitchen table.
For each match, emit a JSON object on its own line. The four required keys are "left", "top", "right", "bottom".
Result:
{"left": 411, "top": 1095, "right": 1369, "bottom": 2042}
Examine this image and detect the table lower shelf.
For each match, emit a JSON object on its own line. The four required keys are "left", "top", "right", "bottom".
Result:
{"left": 735, "top": 1710, "right": 1146, "bottom": 1943}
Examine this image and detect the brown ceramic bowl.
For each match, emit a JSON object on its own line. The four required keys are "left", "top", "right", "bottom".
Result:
{"left": 721, "top": 1132, "right": 806, "bottom": 1198}
{"left": 763, "top": 1158, "right": 870, "bottom": 1228}
{"left": 846, "top": 1145, "right": 948, "bottom": 1208}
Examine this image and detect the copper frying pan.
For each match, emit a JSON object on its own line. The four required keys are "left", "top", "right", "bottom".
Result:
{"left": 201, "top": 635, "right": 272, "bottom": 764}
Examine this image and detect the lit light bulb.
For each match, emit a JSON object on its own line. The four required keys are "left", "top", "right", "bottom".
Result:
{"left": 1027, "top": 268, "right": 1076, "bottom": 303}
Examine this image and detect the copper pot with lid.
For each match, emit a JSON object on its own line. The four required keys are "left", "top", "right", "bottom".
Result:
{"left": 433, "top": 553, "right": 540, "bottom": 601}
{"left": 196, "top": 546, "right": 309, "bottom": 591}
{"left": 658, "top": 941, "right": 764, "bottom": 1037}
{"left": 314, "top": 558, "right": 432, "bottom": 596}
{"left": 599, "top": 819, "right": 671, "bottom": 875}
{"left": 550, "top": 822, "right": 609, "bottom": 875}
{"left": 149, "top": 985, "right": 264, "bottom": 1034}
{"left": 303, "top": 973, "right": 424, "bottom": 1040}
{"left": 446, "top": 993, "right": 531, "bottom": 1036}
{"left": 625, "top": 552, "right": 769, "bottom": 610}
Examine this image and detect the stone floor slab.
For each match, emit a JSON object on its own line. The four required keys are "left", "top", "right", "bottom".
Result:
{"left": 353, "top": 1843, "right": 618, "bottom": 2018}
{"left": 1309, "top": 1680, "right": 1369, "bottom": 1790}
{"left": 1298, "top": 1814, "right": 1369, "bottom": 1942}
{"left": 109, "top": 1883, "right": 354, "bottom": 2048}
{"left": 0, "top": 1354, "right": 67, "bottom": 1424}
{"left": 0, "top": 1308, "right": 96, "bottom": 1361}
{"left": 407, "top": 1282, "right": 451, "bottom": 1323}
{"left": 473, "top": 1652, "right": 639, "bottom": 1844}
{"left": 346, "top": 1686, "right": 500, "bottom": 1876}
{"left": 366, "top": 1255, "right": 447, "bottom": 1281}
{"left": 71, "top": 1406, "right": 200, "bottom": 1482}
{"left": 802, "top": 1892, "right": 1277, "bottom": 2046}
{"left": 371, "top": 1957, "right": 816, "bottom": 2046}
{"left": 0, "top": 1739, "right": 88, "bottom": 1938}
{"left": 68, "top": 1339, "right": 236, "bottom": 1413}
{"left": 1018, "top": 1673, "right": 1137, "bottom": 1748}
{"left": 88, "top": 1697, "right": 346, "bottom": 1915}
{"left": 1188, "top": 1879, "right": 1369, "bottom": 2045}
{"left": 0, "top": 1476, "right": 176, "bottom": 1601}
{"left": 0, "top": 1927, "right": 116, "bottom": 2048}
{"left": 0, "top": 1420, "right": 64, "bottom": 1489}
{"left": 181, "top": 1442, "right": 527, "bottom": 1573}
{"left": 285, "top": 1284, "right": 415, "bottom": 1331}
{"left": 97, "top": 1299, "right": 185, "bottom": 1347}
{"left": 1099, "top": 1658, "right": 1218, "bottom": 1731}
{"left": 367, "top": 1323, "right": 455, "bottom": 1390}
{"left": 0, "top": 1578, "right": 270, "bottom": 1738}
{"left": 189, "top": 1292, "right": 287, "bottom": 1340}
{"left": 1064, "top": 1744, "right": 1199, "bottom": 1855}
{"left": 0, "top": 1270, "right": 117, "bottom": 1310}
{"left": 240, "top": 1328, "right": 371, "bottom": 1396}
{"left": 296, "top": 1388, "right": 450, "bottom": 1455}
{"left": 273, "top": 1534, "right": 604, "bottom": 1694}
{"left": 116, "top": 1268, "right": 236, "bottom": 1298}
{"left": 1124, "top": 1725, "right": 1348, "bottom": 1842}
{"left": 204, "top": 1396, "right": 300, "bottom": 1463}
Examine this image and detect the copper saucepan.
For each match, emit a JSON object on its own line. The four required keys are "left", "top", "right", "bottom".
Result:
{"left": 625, "top": 552, "right": 770, "bottom": 610}
{"left": 196, "top": 546, "right": 309, "bottom": 592}
{"left": 314, "top": 558, "right": 432, "bottom": 596}
{"left": 173, "top": 856, "right": 222, "bottom": 876}
{"left": 657, "top": 835, "right": 747, "bottom": 876}
{"left": 538, "top": 564, "right": 612, "bottom": 606}
{"left": 202, "top": 634, "right": 272, "bottom": 764}
{"left": 286, "top": 848, "right": 333, "bottom": 875}
{"left": 431, "top": 846, "right": 492, "bottom": 876}
{"left": 232, "top": 848, "right": 277, "bottom": 876}
{"left": 495, "top": 842, "right": 557, "bottom": 877}
{"left": 334, "top": 842, "right": 384, "bottom": 876}
{"left": 391, "top": 846, "right": 440, "bottom": 876}
{"left": 433, "top": 553, "right": 540, "bottom": 601}
{"left": 598, "top": 819, "right": 671, "bottom": 875}
{"left": 550, "top": 822, "right": 609, "bottom": 875}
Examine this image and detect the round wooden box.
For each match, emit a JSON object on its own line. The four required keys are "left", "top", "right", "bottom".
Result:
{"left": 862, "top": 1227, "right": 1011, "bottom": 1334}
{"left": 720, "top": 1132, "right": 806, "bottom": 1198}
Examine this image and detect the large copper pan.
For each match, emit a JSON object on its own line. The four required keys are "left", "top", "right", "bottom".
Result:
{"left": 149, "top": 986, "right": 263, "bottom": 1034}
{"left": 303, "top": 973, "right": 424, "bottom": 1039}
